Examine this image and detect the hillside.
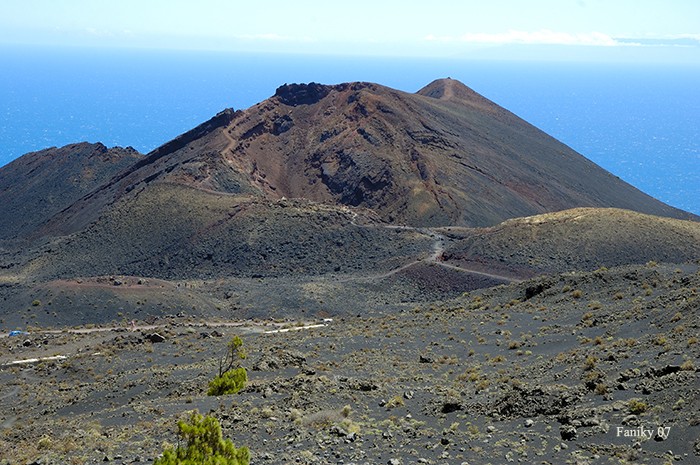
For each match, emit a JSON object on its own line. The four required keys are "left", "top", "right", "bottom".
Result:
{"left": 0, "top": 80, "right": 697, "bottom": 327}
{"left": 2, "top": 206, "right": 697, "bottom": 329}
{"left": 441, "top": 208, "right": 700, "bottom": 277}
{"left": 0, "top": 142, "right": 141, "bottom": 240}
{"left": 26, "top": 183, "right": 429, "bottom": 282}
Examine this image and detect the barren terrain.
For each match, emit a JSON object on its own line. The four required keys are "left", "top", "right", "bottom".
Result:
{"left": 0, "top": 79, "right": 698, "bottom": 464}
{"left": 1, "top": 264, "right": 698, "bottom": 464}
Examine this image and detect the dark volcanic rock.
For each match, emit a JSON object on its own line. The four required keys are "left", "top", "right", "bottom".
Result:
{"left": 275, "top": 82, "right": 332, "bottom": 106}
{"left": 494, "top": 385, "right": 580, "bottom": 418}
{"left": 146, "top": 333, "right": 166, "bottom": 343}
{"left": 560, "top": 425, "right": 578, "bottom": 441}
{"left": 1, "top": 78, "right": 698, "bottom": 331}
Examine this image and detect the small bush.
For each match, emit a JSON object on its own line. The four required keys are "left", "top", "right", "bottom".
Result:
{"left": 300, "top": 406, "right": 354, "bottom": 429}
{"left": 208, "top": 367, "right": 247, "bottom": 396}
{"left": 385, "top": 395, "right": 405, "bottom": 409}
{"left": 289, "top": 408, "right": 303, "bottom": 422}
{"left": 680, "top": 359, "right": 695, "bottom": 371}
{"left": 154, "top": 411, "right": 249, "bottom": 465}
{"left": 583, "top": 355, "right": 597, "bottom": 371}
{"left": 208, "top": 336, "right": 248, "bottom": 396}
{"left": 628, "top": 399, "right": 648, "bottom": 415}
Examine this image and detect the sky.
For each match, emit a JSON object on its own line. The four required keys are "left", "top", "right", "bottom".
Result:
{"left": 1, "top": 0, "right": 699, "bottom": 62}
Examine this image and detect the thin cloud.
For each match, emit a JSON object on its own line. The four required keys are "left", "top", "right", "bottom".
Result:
{"left": 236, "top": 33, "right": 313, "bottom": 42}
{"left": 616, "top": 34, "right": 700, "bottom": 47}
{"left": 426, "top": 30, "right": 619, "bottom": 47}
{"left": 85, "top": 27, "right": 116, "bottom": 38}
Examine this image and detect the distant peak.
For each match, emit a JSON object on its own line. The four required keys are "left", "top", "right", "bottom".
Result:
{"left": 416, "top": 78, "right": 480, "bottom": 102}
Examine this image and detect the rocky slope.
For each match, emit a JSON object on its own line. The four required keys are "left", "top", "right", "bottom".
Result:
{"left": 0, "top": 142, "right": 141, "bottom": 240}
{"left": 2, "top": 205, "right": 697, "bottom": 330}
{"left": 441, "top": 208, "right": 700, "bottom": 277}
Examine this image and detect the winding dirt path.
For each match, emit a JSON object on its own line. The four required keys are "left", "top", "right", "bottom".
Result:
{"left": 345, "top": 214, "right": 519, "bottom": 283}
{"left": 221, "top": 126, "right": 237, "bottom": 154}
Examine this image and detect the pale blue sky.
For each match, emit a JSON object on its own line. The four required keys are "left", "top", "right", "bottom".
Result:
{"left": 1, "top": 0, "right": 699, "bottom": 61}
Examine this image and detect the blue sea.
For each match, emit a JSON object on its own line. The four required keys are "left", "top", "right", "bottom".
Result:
{"left": 1, "top": 46, "right": 698, "bottom": 214}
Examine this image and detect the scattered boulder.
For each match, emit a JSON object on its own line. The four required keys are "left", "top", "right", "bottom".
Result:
{"left": 560, "top": 425, "right": 577, "bottom": 440}
{"left": 146, "top": 333, "right": 166, "bottom": 343}
{"left": 636, "top": 371, "right": 695, "bottom": 394}
{"left": 494, "top": 384, "right": 580, "bottom": 418}
{"left": 253, "top": 347, "right": 306, "bottom": 371}
{"left": 348, "top": 378, "right": 379, "bottom": 392}
{"left": 650, "top": 364, "right": 682, "bottom": 377}
{"left": 253, "top": 356, "right": 280, "bottom": 372}
{"left": 441, "top": 401, "right": 462, "bottom": 414}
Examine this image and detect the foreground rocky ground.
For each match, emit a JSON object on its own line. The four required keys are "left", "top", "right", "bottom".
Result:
{"left": 1, "top": 263, "right": 698, "bottom": 464}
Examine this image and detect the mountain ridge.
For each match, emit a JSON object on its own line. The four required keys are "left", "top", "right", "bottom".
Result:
{"left": 9, "top": 77, "right": 695, "bottom": 242}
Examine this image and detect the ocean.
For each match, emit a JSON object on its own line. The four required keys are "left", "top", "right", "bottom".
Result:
{"left": 1, "top": 46, "right": 698, "bottom": 214}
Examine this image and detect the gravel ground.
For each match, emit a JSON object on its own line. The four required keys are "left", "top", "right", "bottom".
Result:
{"left": 1, "top": 263, "right": 697, "bottom": 465}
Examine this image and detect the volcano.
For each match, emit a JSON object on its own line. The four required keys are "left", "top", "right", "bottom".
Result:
{"left": 0, "top": 78, "right": 697, "bottom": 324}
{"left": 11, "top": 78, "right": 692, "bottom": 242}
{"left": 1, "top": 78, "right": 699, "bottom": 465}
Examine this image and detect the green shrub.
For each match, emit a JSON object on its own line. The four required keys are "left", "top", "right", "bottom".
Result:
{"left": 208, "top": 367, "right": 247, "bottom": 396}
{"left": 208, "top": 336, "right": 248, "bottom": 396}
{"left": 154, "top": 411, "right": 249, "bottom": 465}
